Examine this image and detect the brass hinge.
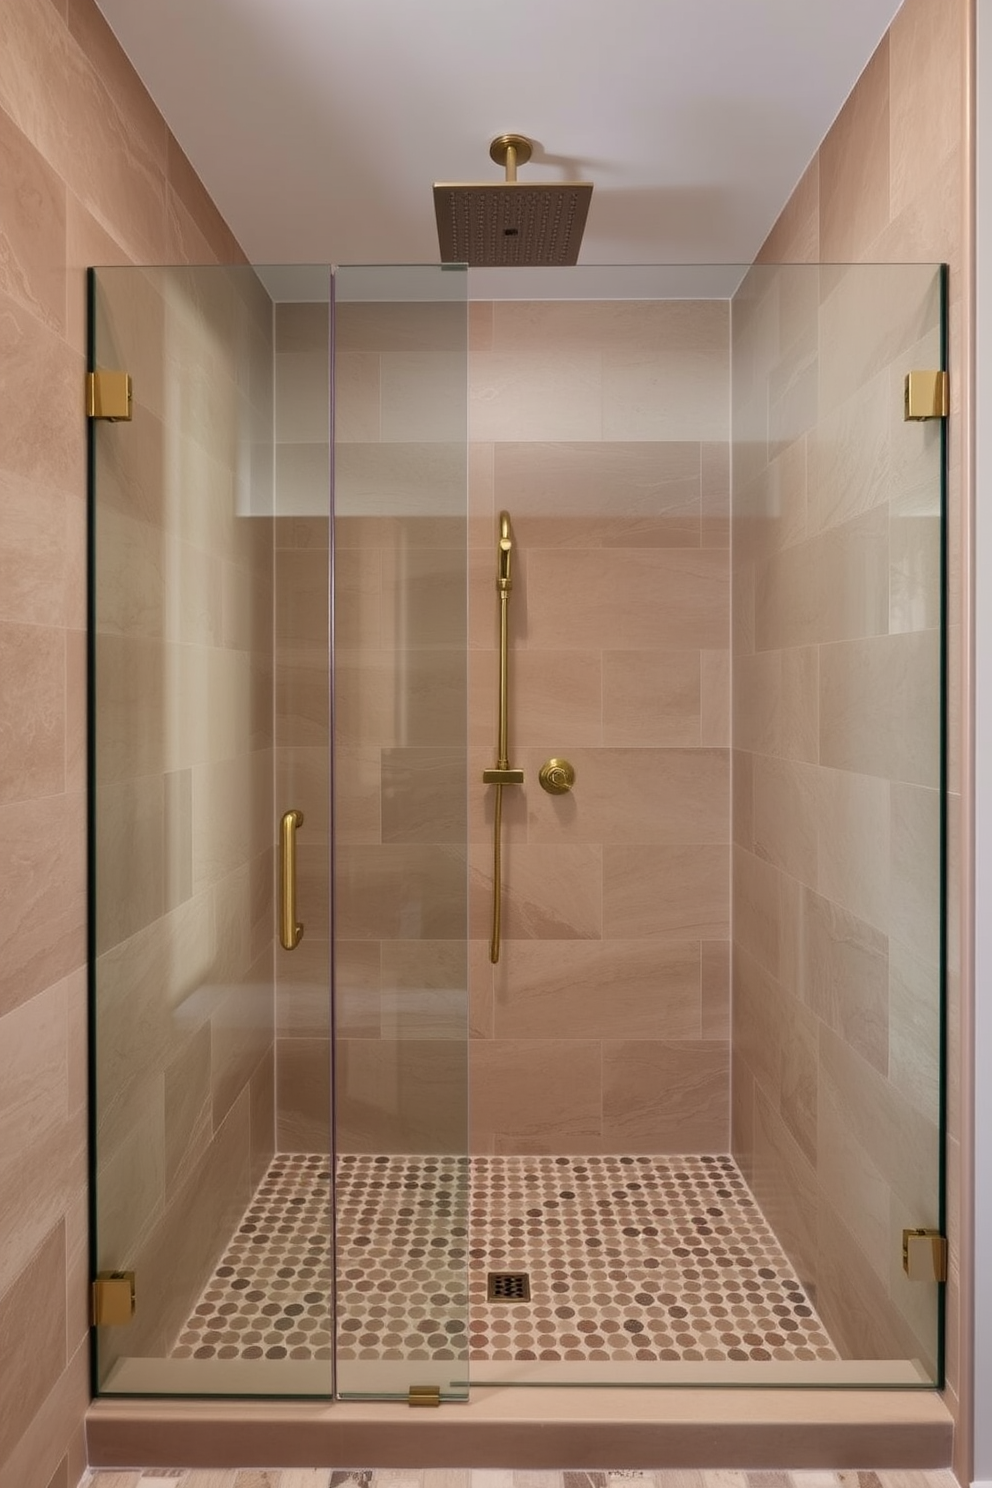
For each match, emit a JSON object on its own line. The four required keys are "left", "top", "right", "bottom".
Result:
{"left": 904, "top": 370, "right": 948, "bottom": 421}
{"left": 91, "top": 1270, "right": 136, "bottom": 1325}
{"left": 408, "top": 1384, "right": 441, "bottom": 1408}
{"left": 87, "top": 371, "right": 132, "bottom": 421}
{"left": 902, "top": 1229, "right": 947, "bottom": 1283}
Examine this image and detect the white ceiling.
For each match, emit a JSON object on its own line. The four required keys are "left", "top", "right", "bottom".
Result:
{"left": 96, "top": 0, "right": 904, "bottom": 297}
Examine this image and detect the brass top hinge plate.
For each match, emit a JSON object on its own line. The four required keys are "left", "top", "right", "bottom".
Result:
{"left": 92, "top": 1269, "right": 136, "bottom": 1326}
{"left": 87, "top": 371, "right": 132, "bottom": 421}
{"left": 408, "top": 1384, "right": 441, "bottom": 1407}
{"left": 902, "top": 1228, "right": 947, "bottom": 1283}
{"left": 904, "top": 370, "right": 948, "bottom": 421}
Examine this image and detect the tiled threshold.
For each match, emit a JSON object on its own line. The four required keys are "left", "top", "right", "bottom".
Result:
{"left": 86, "top": 1387, "right": 953, "bottom": 1471}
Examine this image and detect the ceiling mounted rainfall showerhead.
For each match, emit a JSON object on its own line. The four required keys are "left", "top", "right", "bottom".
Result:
{"left": 433, "top": 134, "right": 593, "bottom": 267}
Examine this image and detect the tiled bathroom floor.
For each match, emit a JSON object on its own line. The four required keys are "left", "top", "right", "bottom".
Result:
{"left": 173, "top": 1154, "right": 835, "bottom": 1366}
{"left": 81, "top": 1471, "right": 962, "bottom": 1488}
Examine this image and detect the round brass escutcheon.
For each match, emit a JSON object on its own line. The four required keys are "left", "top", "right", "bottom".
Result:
{"left": 538, "top": 758, "right": 576, "bottom": 795}
{"left": 490, "top": 133, "right": 534, "bottom": 169}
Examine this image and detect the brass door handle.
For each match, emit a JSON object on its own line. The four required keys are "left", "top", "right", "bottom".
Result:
{"left": 280, "top": 809, "right": 304, "bottom": 950}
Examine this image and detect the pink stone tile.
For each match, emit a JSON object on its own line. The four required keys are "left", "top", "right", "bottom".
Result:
{"left": 818, "top": 38, "right": 890, "bottom": 263}
{"left": 603, "top": 844, "right": 728, "bottom": 941}
{"left": 0, "top": 622, "right": 65, "bottom": 806}
{"left": 602, "top": 1040, "right": 729, "bottom": 1152}
{"left": 0, "top": 99, "right": 66, "bottom": 334}
{"left": 0, "top": 791, "right": 85, "bottom": 1018}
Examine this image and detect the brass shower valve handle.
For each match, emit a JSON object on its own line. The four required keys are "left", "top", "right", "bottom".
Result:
{"left": 539, "top": 758, "right": 576, "bottom": 795}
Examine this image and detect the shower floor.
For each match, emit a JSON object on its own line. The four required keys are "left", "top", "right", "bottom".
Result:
{"left": 172, "top": 1153, "right": 837, "bottom": 1365}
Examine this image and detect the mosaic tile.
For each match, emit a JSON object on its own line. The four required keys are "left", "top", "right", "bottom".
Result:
{"left": 173, "top": 1154, "right": 836, "bottom": 1365}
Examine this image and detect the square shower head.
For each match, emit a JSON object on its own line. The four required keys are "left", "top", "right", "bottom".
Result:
{"left": 433, "top": 180, "right": 594, "bottom": 266}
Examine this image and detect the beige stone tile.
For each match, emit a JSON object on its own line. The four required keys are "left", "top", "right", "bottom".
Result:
{"left": 815, "top": 1203, "right": 917, "bottom": 1365}
{"left": 0, "top": 1224, "right": 66, "bottom": 1475}
{"left": 732, "top": 749, "right": 753, "bottom": 851}
{"left": 277, "top": 935, "right": 336, "bottom": 1038}
{"left": 380, "top": 939, "right": 468, "bottom": 1040}
{"left": 779, "top": 992, "right": 818, "bottom": 1166}
{"left": 0, "top": 290, "right": 84, "bottom": 495}
{"left": 469, "top": 1040, "right": 600, "bottom": 1152}
{"left": 733, "top": 646, "right": 818, "bottom": 763}
{"left": 493, "top": 441, "right": 702, "bottom": 546}
{"left": 0, "top": 473, "right": 79, "bottom": 633}
{"left": 889, "top": 782, "right": 941, "bottom": 965}
{"left": 278, "top": 646, "right": 330, "bottom": 747}
{"left": 819, "top": 631, "right": 940, "bottom": 787}
{"left": 523, "top": 745, "right": 727, "bottom": 847}
{"left": 492, "top": 939, "right": 701, "bottom": 1042}
{"left": 807, "top": 373, "right": 891, "bottom": 535}
{"left": 524, "top": 548, "right": 729, "bottom": 652}
{"left": 292, "top": 841, "right": 329, "bottom": 941}
{"left": 469, "top": 938, "right": 493, "bottom": 1039}
{"left": 163, "top": 1022, "right": 211, "bottom": 1194}
{"left": 278, "top": 745, "right": 331, "bottom": 844}
{"left": 732, "top": 844, "right": 791, "bottom": 982}
{"left": 0, "top": 102, "right": 65, "bottom": 333}
{"left": 380, "top": 544, "right": 467, "bottom": 651}
{"left": 0, "top": 791, "right": 85, "bottom": 1020}
{"left": 511, "top": 649, "right": 603, "bottom": 747}
{"left": 750, "top": 1088, "right": 818, "bottom": 1293}
{"left": 731, "top": 557, "right": 755, "bottom": 658}
{"left": 888, "top": 937, "right": 940, "bottom": 1123}
{"left": 818, "top": 38, "right": 890, "bottom": 263}
{"left": 275, "top": 348, "right": 330, "bottom": 446}
{"left": 603, "top": 844, "right": 728, "bottom": 941}
{"left": 333, "top": 350, "right": 380, "bottom": 443}
{"left": 380, "top": 351, "right": 466, "bottom": 444}
{"left": 337, "top": 844, "right": 466, "bottom": 940}
{"left": 472, "top": 842, "right": 601, "bottom": 941}
{"left": 332, "top": 744, "right": 379, "bottom": 846}
{"left": 276, "top": 548, "right": 329, "bottom": 649}
{"left": 603, "top": 650, "right": 700, "bottom": 747}
{"left": 469, "top": 299, "right": 493, "bottom": 352}
{"left": 382, "top": 747, "right": 466, "bottom": 844}
{"left": 0, "top": 1338, "right": 87, "bottom": 1488}
{"left": 336, "top": 299, "right": 465, "bottom": 356}
{"left": 730, "top": 1052, "right": 754, "bottom": 1180}
{"left": 602, "top": 1040, "right": 729, "bottom": 1152}
{"left": 888, "top": 0, "right": 966, "bottom": 221}
{"left": 701, "top": 939, "right": 730, "bottom": 1039}
{"left": 602, "top": 331, "right": 729, "bottom": 444}
{"left": 166, "top": 134, "right": 243, "bottom": 264}
{"left": 731, "top": 940, "right": 784, "bottom": 1099}
{"left": 700, "top": 649, "right": 730, "bottom": 745}
{"left": 802, "top": 887, "right": 889, "bottom": 1073}
{"left": 890, "top": 498, "right": 941, "bottom": 636}
{"left": 338, "top": 1037, "right": 467, "bottom": 1153}
{"left": 95, "top": 773, "right": 168, "bottom": 954}
{"left": 751, "top": 754, "right": 817, "bottom": 888}
{"left": 816, "top": 767, "right": 890, "bottom": 932}
{"left": 818, "top": 1022, "right": 939, "bottom": 1221}
{"left": 490, "top": 298, "right": 721, "bottom": 354}
{"left": 275, "top": 1037, "right": 330, "bottom": 1151}
{"left": 0, "top": 621, "right": 65, "bottom": 807}
{"left": 470, "top": 351, "right": 602, "bottom": 442}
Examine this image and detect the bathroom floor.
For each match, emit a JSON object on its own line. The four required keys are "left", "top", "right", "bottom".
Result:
{"left": 173, "top": 1153, "right": 836, "bottom": 1365}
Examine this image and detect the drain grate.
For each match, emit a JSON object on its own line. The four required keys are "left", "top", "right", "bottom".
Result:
{"left": 487, "top": 1271, "right": 531, "bottom": 1302}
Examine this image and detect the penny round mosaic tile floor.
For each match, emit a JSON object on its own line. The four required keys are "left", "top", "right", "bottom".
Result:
{"left": 173, "top": 1153, "right": 837, "bottom": 1365}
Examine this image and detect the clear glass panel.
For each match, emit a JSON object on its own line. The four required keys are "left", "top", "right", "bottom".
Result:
{"left": 90, "top": 265, "right": 333, "bottom": 1396}
{"left": 331, "top": 266, "right": 470, "bottom": 1401}
{"left": 729, "top": 261, "right": 946, "bottom": 1387}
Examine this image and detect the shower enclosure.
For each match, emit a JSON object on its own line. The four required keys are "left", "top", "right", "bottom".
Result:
{"left": 87, "top": 260, "right": 946, "bottom": 1402}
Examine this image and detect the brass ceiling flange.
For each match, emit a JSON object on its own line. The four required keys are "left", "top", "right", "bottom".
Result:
{"left": 489, "top": 133, "right": 534, "bottom": 174}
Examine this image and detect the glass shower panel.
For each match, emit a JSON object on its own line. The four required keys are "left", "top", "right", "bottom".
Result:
{"left": 331, "top": 267, "right": 470, "bottom": 1401}
{"left": 89, "top": 265, "right": 332, "bottom": 1396}
{"left": 730, "top": 261, "right": 946, "bottom": 1386}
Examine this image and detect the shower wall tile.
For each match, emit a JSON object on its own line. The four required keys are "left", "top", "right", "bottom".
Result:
{"left": 602, "top": 1039, "right": 729, "bottom": 1151}
{"left": 603, "top": 843, "right": 729, "bottom": 941}
{"left": 818, "top": 40, "right": 891, "bottom": 265}
{"left": 469, "top": 1039, "right": 602, "bottom": 1154}
{"left": 602, "top": 650, "right": 701, "bottom": 746}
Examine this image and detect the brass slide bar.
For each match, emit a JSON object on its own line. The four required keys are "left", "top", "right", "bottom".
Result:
{"left": 485, "top": 513, "right": 523, "bottom": 964}
{"left": 279, "top": 809, "right": 304, "bottom": 951}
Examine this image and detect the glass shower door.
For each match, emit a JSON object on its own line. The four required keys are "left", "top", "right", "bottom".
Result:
{"left": 89, "top": 264, "right": 333, "bottom": 1396}
{"left": 331, "top": 266, "right": 471, "bottom": 1400}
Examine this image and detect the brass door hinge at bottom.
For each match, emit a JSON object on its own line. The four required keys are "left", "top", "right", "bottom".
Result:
{"left": 86, "top": 371, "right": 132, "bottom": 421}
{"left": 92, "top": 1270, "right": 136, "bottom": 1326}
{"left": 902, "top": 1229, "right": 948, "bottom": 1283}
{"left": 408, "top": 1384, "right": 441, "bottom": 1407}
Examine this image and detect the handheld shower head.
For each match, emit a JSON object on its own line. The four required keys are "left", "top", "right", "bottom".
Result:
{"left": 434, "top": 134, "right": 593, "bottom": 267}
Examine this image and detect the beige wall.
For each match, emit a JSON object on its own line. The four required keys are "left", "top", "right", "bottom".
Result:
{"left": 467, "top": 300, "right": 731, "bottom": 1155}
{"left": 0, "top": 0, "right": 246, "bottom": 1483}
{"left": 734, "top": 0, "right": 969, "bottom": 1448}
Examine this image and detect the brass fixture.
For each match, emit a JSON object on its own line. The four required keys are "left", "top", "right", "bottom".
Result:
{"left": 86, "top": 370, "right": 132, "bottom": 421}
{"left": 408, "top": 1385, "right": 441, "bottom": 1408}
{"left": 904, "top": 370, "right": 948, "bottom": 421}
{"left": 538, "top": 758, "right": 576, "bottom": 795}
{"left": 484, "top": 512, "right": 523, "bottom": 964}
{"left": 279, "top": 809, "right": 304, "bottom": 951}
{"left": 91, "top": 1270, "right": 136, "bottom": 1326}
{"left": 902, "top": 1228, "right": 947, "bottom": 1283}
{"left": 433, "top": 134, "right": 593, "bottom": 267}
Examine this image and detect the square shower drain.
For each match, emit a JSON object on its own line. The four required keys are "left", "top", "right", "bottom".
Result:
{"left": 487, "top": 1271, "right": 531, "bottom": 1302}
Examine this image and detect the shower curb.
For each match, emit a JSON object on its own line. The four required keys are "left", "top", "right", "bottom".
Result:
{"left": 86, "top": 1388, "right": 953, "bottom": 1469}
